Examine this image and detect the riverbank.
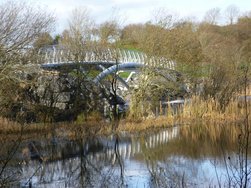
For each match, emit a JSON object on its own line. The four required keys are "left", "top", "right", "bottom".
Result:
{"left": 0, "top": 95, "right": 250, "bottom": 138}
{"left": 118, "top": 95, "right": 250, "bottom": 132}
{"left": 0, "top": 111, "right": 247, "bottom": 140}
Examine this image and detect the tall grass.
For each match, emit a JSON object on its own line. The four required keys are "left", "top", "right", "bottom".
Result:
{"left": 182, "top": 96, "right": 246, "bottom": 122}
{"left": 1, "top": 91, "right": 250, "bottom": 134}
{"left": 0, "top": 117, "right": 23, "bottom": 133}
{"left": 121, "top": 94, "right": 250, "bottom": 132}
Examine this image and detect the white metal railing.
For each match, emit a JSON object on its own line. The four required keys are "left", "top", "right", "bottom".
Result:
{"left": 39, "top": 46, "right": 176, "bottom": 70}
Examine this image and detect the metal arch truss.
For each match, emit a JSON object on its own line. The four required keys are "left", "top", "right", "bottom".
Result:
{"left": 39, "top": 46, "right": 184, "bottom": 100}
{"left": 93, "top": 62, "right": 180, "bottom": 90}
{"left": 39, "top": 45, "right": 176, "bottom": 70}
{"left": 93, "top": 62, "right": 143, "bottom": 87}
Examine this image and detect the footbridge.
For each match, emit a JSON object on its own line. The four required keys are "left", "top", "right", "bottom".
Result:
{"left": 39, "top": 45, "right": 180, "bottom": 86}
{"left": 37, "top": 45, "right": 185, "bottom": 113}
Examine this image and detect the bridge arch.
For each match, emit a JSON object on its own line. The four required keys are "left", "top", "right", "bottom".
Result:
{"left": 93, "top": 62, "right": 181, "bottom": 89}
{"left": 93, "top": 62, "right": 143, "bottom": 85}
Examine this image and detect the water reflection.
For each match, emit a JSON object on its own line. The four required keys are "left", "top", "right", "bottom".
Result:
{"left": 1, "top": 123, "right": 250, "bottom": 187}
{"left": 21, "top": 137, "right": 125, "bottom": 188}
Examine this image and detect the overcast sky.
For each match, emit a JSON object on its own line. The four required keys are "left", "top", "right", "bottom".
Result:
{"left": 1, "top": 0, "right": 251, "bottom": 33}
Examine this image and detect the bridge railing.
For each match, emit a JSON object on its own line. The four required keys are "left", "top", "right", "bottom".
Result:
{"left": 38, "top": 45, "right": 176, "bottom": 70}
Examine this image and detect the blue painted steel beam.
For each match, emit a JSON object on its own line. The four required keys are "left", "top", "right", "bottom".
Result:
{"left": 93, "top": 62, "right": 144, "bottom": 84}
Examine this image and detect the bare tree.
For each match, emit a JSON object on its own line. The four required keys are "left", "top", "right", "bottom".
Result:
{"left": 203, "top": 8, "right": 221, "bottom": 25}
{"left": 59, "top": 7, "right": 95, "bottom": 62}
{"left": 120, "top": 23, "right": 144, "bottom": 49}
{"left": 98, "top": 21, "right": 120, "bottom": 45}
{"left": 152, "top": 8, "right": 179, "bottom": 29}
{"left": 0, "top": 1, "right": 54, "bottom": 64}
{"left": 0, "top": 0, "right": 55, "bottom": 90}
{"left": 0, "top": 1, "right": 55, "bottom": 184}
{"left": 225, "top": 5, "right": 240, "bottom": 25}
{"left": 33, "top": 32, "right": 54, "bottom": 49}
{"left": 96, "top": 7, "right": 124, "bottom": 46}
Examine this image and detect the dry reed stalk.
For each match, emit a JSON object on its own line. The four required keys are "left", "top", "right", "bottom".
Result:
{"left": 123, "top": 94, "right": 250, "bottom": 132}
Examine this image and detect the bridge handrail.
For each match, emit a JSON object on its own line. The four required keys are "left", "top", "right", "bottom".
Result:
{"left": 38, "top": 45, "right": 176, "bottom": 70}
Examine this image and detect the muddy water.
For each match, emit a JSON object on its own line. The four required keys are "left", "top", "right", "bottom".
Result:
{"left": 1, "top": 124, "right": 251, "bottom": 187}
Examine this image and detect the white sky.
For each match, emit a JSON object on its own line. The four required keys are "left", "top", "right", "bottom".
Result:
{"left": 1, "top": 0, "right": 251, "bottom": 33}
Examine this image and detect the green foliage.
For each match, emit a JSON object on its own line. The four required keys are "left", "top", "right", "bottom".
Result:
{"left": 118, "top": 71, "right": 130, "bottom": 79}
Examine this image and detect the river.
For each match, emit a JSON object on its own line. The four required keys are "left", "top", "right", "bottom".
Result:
{"left": 1, "top": 123, "right": 250, "bottom": 188}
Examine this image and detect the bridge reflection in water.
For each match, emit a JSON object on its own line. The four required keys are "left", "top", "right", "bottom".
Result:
{"left": 99, "top": 127, "right": 178, "bottom": 160}
{"left": 20, "top": 127, "right": 178, "bottom": 187}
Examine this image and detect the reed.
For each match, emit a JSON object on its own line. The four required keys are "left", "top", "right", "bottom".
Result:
{"left": 186, "top": 96, "right": 248, "bottom": 123}
{"left": 0, "top": 93, "right": 250, "bottom": 134}
{"left": 121, "top": 94, "right": 250, "bottom": 132}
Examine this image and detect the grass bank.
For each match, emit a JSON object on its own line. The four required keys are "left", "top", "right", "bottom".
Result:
{"left": 0, "top": 95, "right": 250, "bottom": 137}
